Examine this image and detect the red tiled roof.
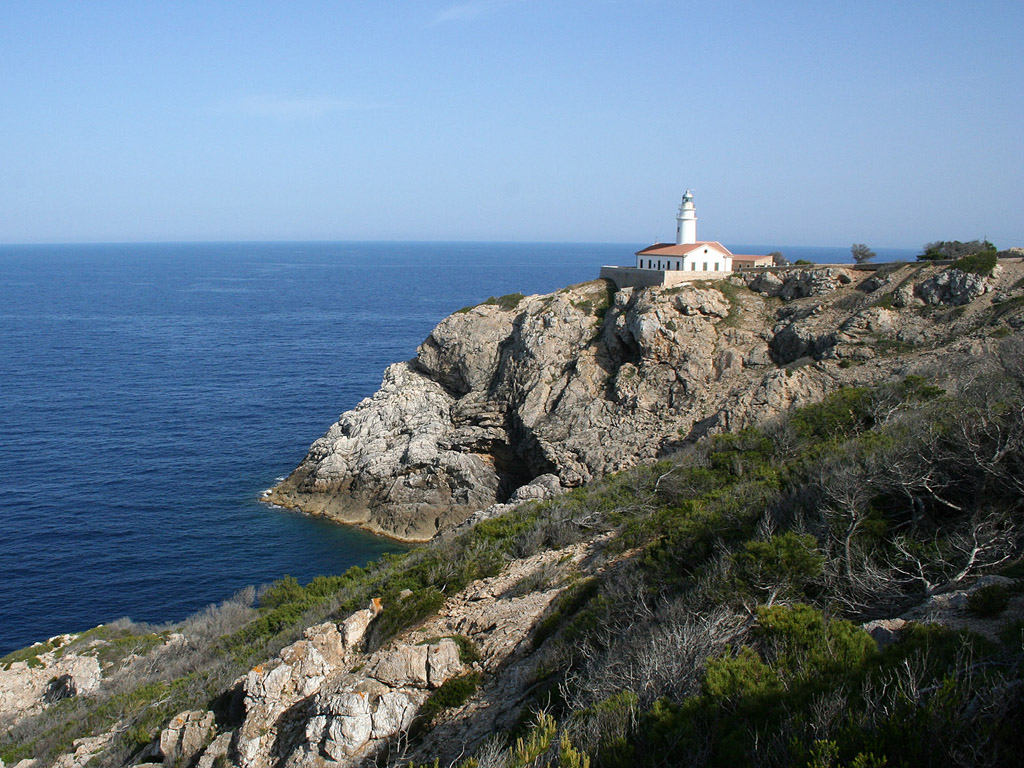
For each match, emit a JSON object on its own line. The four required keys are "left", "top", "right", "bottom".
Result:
{"left": 635, "top": 241, "right": 733, "bottom": 257}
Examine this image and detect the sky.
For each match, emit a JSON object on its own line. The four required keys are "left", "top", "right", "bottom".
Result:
{"left": 1, "top": 1, "right": 1022, "bottom": 248}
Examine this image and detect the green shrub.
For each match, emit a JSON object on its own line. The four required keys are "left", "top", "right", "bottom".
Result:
{"left": 367, "top": 587, "right": 447, "bottom": 648}
{"left": 1, "top": 641, "right": 55, "bottom": 670}
{"left": 703, "top": 645, "right": 783, "bottom": 704}
{"left": 533, "top": 577, "right": 599, "bottom": 647}
{"left": 484, "top": 293, "right": 525, "bottom": 311}
{"left": 790, "top": 387, "right": 872, "bottom": 441}
{"left": 967, "top": 583, "right": 1010, "bottom": 617}
{"left": 415, "top": 671, "right": 482, "bottom": 727}
{"left": 732, "top": 532, "right": 824, "bottom": 600}
{"left": 950, "top": 250, "right": 997, "bottom": 276}
{"left": 754, "top": 604, "right": 876, "bottom": 682}
{"left": 258, "top": 574, "right": 305, "bottom": 610}
{"left": 455, "top": 292, "right": 525, "bottom": 314}
{"left": 919, "top": 239, "right": 995, "bottom": 261}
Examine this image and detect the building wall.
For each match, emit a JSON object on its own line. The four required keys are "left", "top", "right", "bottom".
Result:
{"left": 600, "top": 266, "right": 734, "bottom": 290}
{"left": 635, "top": 243, "right": 732, "bottom": 273}
{"left": 732, "top": 256, "right": 774, "bottom": 270}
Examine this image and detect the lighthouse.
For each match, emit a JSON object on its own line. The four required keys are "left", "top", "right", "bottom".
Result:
{"left": 676, "top": 189, "right": 697, "bottom": 245}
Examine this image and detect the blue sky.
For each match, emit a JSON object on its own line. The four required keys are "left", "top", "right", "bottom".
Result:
{"left": 1, "top": 1, "right": 1021, "bottom": 247}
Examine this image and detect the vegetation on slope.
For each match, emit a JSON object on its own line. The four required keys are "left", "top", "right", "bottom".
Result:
{"left": 4, "top": 342, "right": 1024, "bottom": 767}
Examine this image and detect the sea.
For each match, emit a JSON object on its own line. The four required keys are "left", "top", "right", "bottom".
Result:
{"left": 0, "top": 240, "right": 916, "bottom": 655}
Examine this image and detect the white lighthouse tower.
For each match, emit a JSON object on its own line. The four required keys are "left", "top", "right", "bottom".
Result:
{"left": 676, "top": 189, "right": 697, "bottom": 245}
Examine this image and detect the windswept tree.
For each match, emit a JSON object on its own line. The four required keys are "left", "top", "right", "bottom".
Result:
{"left": 851, "top": 243, "right": 876, "bottom": 264}
{"left": 768, "top": 251, "right": 788, "bottom": 266}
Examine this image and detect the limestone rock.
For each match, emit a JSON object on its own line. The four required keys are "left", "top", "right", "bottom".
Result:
{"left": 862, "top": 618, "right": 907, "bottom": 647}
{"left": 159, "top": 710, "right": 215, "bottom": 766}
{"left": 303, "top": 675, "right": 428, "bottom": 762}
{"left": 777, "top": 268, "right": 851, "bottom": 300}
{"left": 426, "top": 639, "right": 463, "bottom": 687}
{"left": 50, "top": 732, "right": 115, "bottom": 768}
{"left": 508, "top": 473, "right": 562, "bottom": 503}
{"left": 0, "top": 646, "right": 100, "bottom": 726}
{"left": 671, "top": 285, "right": 730, "bottom": 318}
{"left": 196, "top": 732, "right": 233, "bottom": 768}
{"left": 747, "top": 271, "right": 785, "bottom": 296}
{"left": 915, "top": 268, "right": 991, "bottom": 306}
{"left": 340, "top": 601, "right": 382, "bottom": 650}
{"left": 235, "top": 606, "right": 373, "bottom": 767}
{"left": 371, "top": 644, "right": 429, "bottom": 688}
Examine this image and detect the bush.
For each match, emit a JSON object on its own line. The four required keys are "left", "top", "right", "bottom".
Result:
{"left": 415, "top": 671, "right": 482, "bottom": 727}
{"left": 485, "top": 293, "right": 525, "bottom": 311}
{"left": 732, "top": 532, "right": 824, "bottom": 600}
{"left": 919, "top": 239, "right": 995, "bottom": 261}
{"left": 789, "top": 387, "right": 872, "bottom": 441}
{"left": 967, "top": 583, "right": 1010, "bottom": 617}
{"left": 950, "top": 250, "right": 997, "bottom": 276}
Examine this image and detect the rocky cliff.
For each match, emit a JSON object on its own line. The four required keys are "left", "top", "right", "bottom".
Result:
{"left": 266, "top": 260, "right": 1024, "bottom": 541}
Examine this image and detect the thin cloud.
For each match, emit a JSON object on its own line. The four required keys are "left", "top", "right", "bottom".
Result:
{"left": 222, "top": 96, "right": 382, "bottom": 121}
{"left": 431, "top": 0, "right": 522, "bottom": 25}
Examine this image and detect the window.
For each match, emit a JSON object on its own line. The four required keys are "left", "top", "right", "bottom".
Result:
{"left": 703, "top": 262, "right": 708, "bottom": 271}
{"left": 714, "top": 263, "right": 719, "bottom": 271}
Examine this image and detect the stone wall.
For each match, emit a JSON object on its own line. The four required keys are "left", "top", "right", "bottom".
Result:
{"left": 599, "top": 266, "right": 730, "bottom": 289}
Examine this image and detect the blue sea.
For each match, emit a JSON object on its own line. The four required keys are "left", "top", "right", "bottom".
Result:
{"left": 0, "top": 240, "right": 914, "bottom": 655}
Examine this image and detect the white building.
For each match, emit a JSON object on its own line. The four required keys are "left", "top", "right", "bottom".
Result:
{"left": 600, "top": 191, "right": 771, "bottom": 289}
{"left": 635, "top": 190, "right": 734, "bottom": 273}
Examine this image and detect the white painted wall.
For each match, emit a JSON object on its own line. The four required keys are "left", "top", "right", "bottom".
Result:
{"left": 636, "top": 243, "right": 732, "bottom": 273}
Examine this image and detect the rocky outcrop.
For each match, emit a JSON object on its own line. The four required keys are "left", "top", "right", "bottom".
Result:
{"left": 915, "top": 267, "right": 994, "bottom": 306}
{"left": 0, "top": 640, "right": 101, "bottom": 728}
{"left": 168, "top": 539, "right": 599, "bottom": 768}
{"left": 266, "top": 263, "right": 1024, "bottom": 541}
{"left": 158, "top": 710, "right": 215, "bottom": 766}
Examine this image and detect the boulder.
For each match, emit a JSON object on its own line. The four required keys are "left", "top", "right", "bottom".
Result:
{"left": 777, "top": 269, "right": 851, "bottom": 301}
{"left": 747, "top": 271, "right": 785, "bottom": 296}
{"left": 371, "top": 689, "right": 421, "bottom": 738}
{"left": 196, "top": 732, "right": 233, "bottom": 768}
{"left": 427, "top": 640, "right": 463, "bottom": 688}
{"left": 508, "top": 474, "right": 562, "bottom": 503}
{"left": 862, "top": 618, "right": 907, "bottom": 647}
{"left": 341, "top": 602, "right": 381, "bottom": 650}
{"left": 159, "top": 710, "right": 215, "bottom": 766}
{"left": 371, "top": 645, "right": 429, "bottom": 688}
{"left": 915, "top": 268, "right": 991, "bottom": 306}
{"left": 672, "top": 286, "right": 730, "bottom": 318}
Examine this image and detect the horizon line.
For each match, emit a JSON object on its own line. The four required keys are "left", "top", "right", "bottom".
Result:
{"left": 0, "top": 237, "right": 924, "bottom": 251}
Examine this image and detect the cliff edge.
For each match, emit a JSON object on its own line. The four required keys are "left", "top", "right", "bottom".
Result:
{"left": 266, "top": 261, "right": 1023, "bottom": 541}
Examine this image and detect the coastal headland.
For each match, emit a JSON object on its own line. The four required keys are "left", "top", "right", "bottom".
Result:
{"left": 5, "top": 258, "right": 1024, "bottom": 767}
{"left": 267, "top": 259, "right": 1023, "bottom": 541}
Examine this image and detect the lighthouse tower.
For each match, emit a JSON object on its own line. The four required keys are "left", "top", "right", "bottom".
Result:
{"left": 676, "top": 189, "right": 697, "bottom": 245}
